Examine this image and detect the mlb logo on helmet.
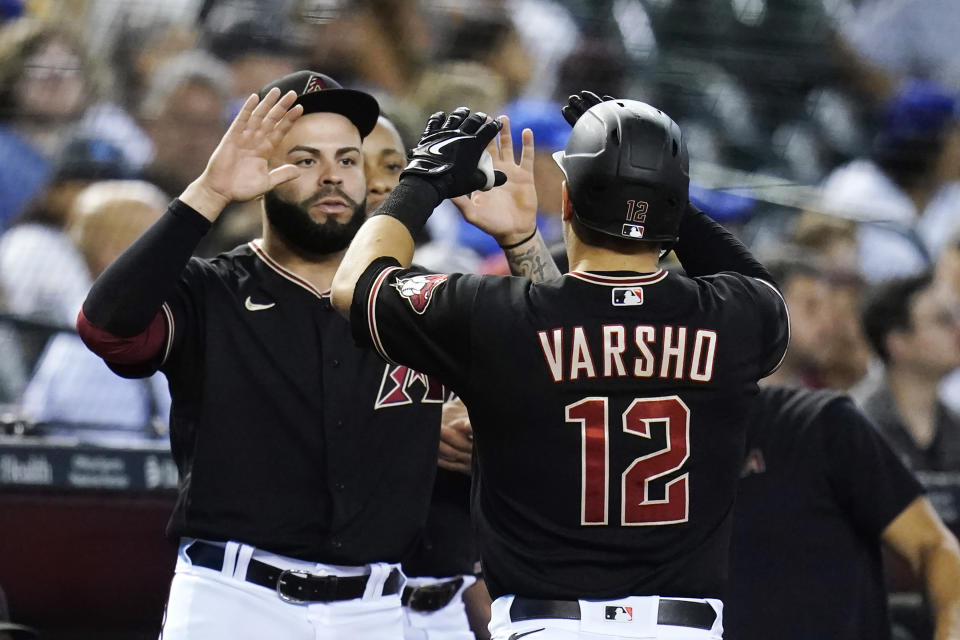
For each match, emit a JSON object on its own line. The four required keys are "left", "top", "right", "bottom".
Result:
{"left": 621, "top": 224, "right": 645, "bottom": 238}
{"left": 605, "top": 606, "right": 634, "bottom": 622}
{"left": 303, "top": 74, "right": 327, "bottom": 95}
{"left": 612, "top": 287, "right": 644, "bottom": 306}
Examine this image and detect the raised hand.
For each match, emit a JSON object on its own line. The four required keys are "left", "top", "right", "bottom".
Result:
{"left": 452, "top": 115, "right": 538, "bottom": 247}
{"left": 401, "top": 107, "right": 506, "bottom": 201}
{"left": 181, "top": 88, "right": 304, "bottom": 221}
{"left": 561, "top": 90, "right": 614, "bottom": 127}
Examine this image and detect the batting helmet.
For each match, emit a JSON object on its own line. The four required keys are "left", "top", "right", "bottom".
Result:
{"left": 553, "top": 100, "right": 688, "bottom": 243}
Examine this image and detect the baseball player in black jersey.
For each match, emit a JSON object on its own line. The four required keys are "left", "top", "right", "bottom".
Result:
{"left": 728, "top": 385, "right": 960, "bottom": 640}
{"left": 77, "top": 72, "right": 449, "bottom": 639}
{"left": 363, "top": 114, "right": 480, "bottom": 640}
{"left": 330, "top": 94, "right": 789, "bottom": 639}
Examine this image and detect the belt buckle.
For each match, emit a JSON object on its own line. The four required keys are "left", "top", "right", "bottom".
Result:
{"left": 277, "top": 569, "right": 313, "bottom": 604}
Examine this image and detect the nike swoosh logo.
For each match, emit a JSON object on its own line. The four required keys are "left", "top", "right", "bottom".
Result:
{"left": 426, "top": 135, "right": 472, "bottom": 155}
{"left": 507, "top": 629, "right": 545, "bottom": 640}
{"left": 244, "top": 296, "right": 276, "bottom": 311}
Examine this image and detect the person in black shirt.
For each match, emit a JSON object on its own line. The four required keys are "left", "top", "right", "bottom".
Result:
{"left": 78, "top": 72, "right": 442, "bottom": 639}
{"left": 727, "top": 385, "right": 960, "bottom": 639}
{"left": 332, "top": 94, "right": 788, "bottom": 638}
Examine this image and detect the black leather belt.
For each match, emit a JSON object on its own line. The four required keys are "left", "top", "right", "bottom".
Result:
{"left": 186, "top": 541, "right": 403, "bottom": 604}
{"left": 402, "top": 576, "right": 464, "bottom": 612}
{"left": 509, "top": 596, "right": 717, "bottom": 630}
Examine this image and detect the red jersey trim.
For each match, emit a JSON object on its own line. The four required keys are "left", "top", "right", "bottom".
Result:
{"left": 368, "top": 265, "right": 403, "bottom": 365}
{"left": 567, "top": 270, "right": 668, "bottom": 286}
{"left": 76, "top": 309, "right": 168, "bottom": 366}
{"left": 249, "top": 240, "right": 330, "bottom": 299}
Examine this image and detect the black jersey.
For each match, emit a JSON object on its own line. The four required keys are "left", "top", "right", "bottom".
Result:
{"left": 727, "top": 386, "right": 923, "bottom": 640}
{"left": 155, "top": 241, "right": 443, "bottom": 564}
{"left": 353, "top": 265, "right": 788, "bottom": 600}
{"left": 401, "top": 467, "right": 476, "bottom": 578}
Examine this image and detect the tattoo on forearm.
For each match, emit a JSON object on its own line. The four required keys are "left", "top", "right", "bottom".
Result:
{"left": 504, "top": 232, "right": 562, "bottom": 283}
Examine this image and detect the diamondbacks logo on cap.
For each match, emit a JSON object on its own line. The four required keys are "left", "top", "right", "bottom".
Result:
{"left": 392, "top": 274, "right": 448, "bottom": 314}
{"left": 612, "top": 287, "right": 644, "bottom": 306}
{"left": 303, "top": 74, "right": 327, "bottom": 95}
{"left": 605, "top": 606, "right": 633, "bottom": 622}
{"left": 622, "top": 224, "right": 645, "bottom": 238}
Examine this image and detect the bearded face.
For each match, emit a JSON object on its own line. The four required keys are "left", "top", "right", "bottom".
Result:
{"left": 263, "top": 186, "right": 366, "bottom": 256}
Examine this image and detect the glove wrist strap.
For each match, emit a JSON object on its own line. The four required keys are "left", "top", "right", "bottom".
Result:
{"left": 371, "top": 177, "right": 442, "bottom": 236}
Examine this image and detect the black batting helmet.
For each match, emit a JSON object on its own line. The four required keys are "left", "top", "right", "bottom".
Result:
{"left": 553, "top": 100, "right": 688, "bottom": 243}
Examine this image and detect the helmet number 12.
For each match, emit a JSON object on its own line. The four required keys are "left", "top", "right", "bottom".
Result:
{"left": 565, "top": 395, "right": 690, "bottom": 526}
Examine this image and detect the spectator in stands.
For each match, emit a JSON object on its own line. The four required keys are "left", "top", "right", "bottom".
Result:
{"left": 759, "top": 253, "right": 868, "bottom": 391}
{"left": 20, "top": 179, "right": 171, "bottom": 441}
{"left": 846, "top": 0, "right": 960, "bottom": 93}
{"left": 0, "top": 133, "right": 134, "bottom": 380}
{"left": 139, "top": 50, "right": 232, "bottom": 199}
{"left": 471, "top": 98, "right": 569, "bottom": 274}
{"left": 857, "top": 272, "right": 960, "bottom": 471}
{"left": 0, "top": 18, "right": 149, "bottom": 228}
{"left": 202, "top": 6, "right": 306, "bottom": 109}
{"left": 820, "top": 80, "right": 960, "bottom": 281}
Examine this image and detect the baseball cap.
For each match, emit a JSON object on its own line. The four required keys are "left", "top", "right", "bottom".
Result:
{"left": 257, "top": 70, "right": 379, "bottom": 139}
{"left": 879, "top": 79, "right": 958, "bottom": 146}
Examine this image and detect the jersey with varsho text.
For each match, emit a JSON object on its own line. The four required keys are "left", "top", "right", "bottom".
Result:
{"left": 154, "top": 242, "right": 443, "bottom": 564}
{"left": 355, "top": 266, "right": 789, "bottom": 600}
{"left": 726, "top": 386, "right": 923, "bottom": 640}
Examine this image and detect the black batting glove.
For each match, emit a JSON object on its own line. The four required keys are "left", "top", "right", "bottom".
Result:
{"left": 561, "top": 91, "right": 615, "bottom": 127}
{"left": 401, "top": 106, "right": 507, "bottom": 201}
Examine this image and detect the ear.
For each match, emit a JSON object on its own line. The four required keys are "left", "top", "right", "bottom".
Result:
{"left": 561, "top": 181, "right": 574, "bottom": 222}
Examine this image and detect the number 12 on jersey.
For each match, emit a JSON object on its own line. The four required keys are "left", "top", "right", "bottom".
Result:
{"left": 565, "top": 395, "right": 690, "bottom": 526}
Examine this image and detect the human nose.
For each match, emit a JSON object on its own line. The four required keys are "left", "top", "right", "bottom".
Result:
{"left": 318, "top": 160, "right": 344, "bottom": 185}
{"left": 368, "top": 172, "right": 394, "bottom": 196}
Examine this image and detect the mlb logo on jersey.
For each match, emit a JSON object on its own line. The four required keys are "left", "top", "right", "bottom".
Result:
{"left": 612, "top": 287, "right": 644, "bottom": 306}
{"left": 392, "top": 274, "right": 448, "bottom": 314}
{"left": 621, "top": 224, "right": 645, "bottom": 238}
{"left": 303, "top": 74, "right": 327, "bottom": 94}
{"left": 605, "top": 606, "right": 633, "bottom": 622}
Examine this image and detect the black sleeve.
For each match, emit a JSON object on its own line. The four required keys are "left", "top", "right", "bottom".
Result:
{"left": 821, "top": 398, "right": 924, "bottom": 537}
{"left": 673, "top": 204, "right": 776, "bottom": 286}
{"left": 350, "top": 261, "right": 481, "bottom": 390}
{"left": 82, "top": 199, "right": 211, "bottom": 336}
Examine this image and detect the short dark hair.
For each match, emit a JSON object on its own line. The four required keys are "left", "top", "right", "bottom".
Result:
{"left": 763, "top": 253, "right": 823, "bottom": 290}
{"left": 861, "top": 272, "right": 933, "bottom": 362}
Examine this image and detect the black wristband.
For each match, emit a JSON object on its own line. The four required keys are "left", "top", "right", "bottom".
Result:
{"left": 498, "top": 229, "right": 538, "bottom": 250}
{"left": 372, "top": 176, "right": 443, "bottom": 236}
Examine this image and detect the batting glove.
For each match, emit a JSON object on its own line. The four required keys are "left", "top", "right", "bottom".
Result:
{"left": 401, "top": 107, "right": 507, "bottom": 201}
{"left": 561, "top": 90, "right": 615, "bottom": 127}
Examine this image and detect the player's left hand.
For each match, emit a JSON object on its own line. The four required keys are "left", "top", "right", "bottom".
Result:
{"left": 438, "top": 397, "right": 473, "bottom": 475}
{"left": 401, "top": 107, "right": 507, "bottom": 201}
{"left": 453, "top": 115, "right": 538, "bottom": 248}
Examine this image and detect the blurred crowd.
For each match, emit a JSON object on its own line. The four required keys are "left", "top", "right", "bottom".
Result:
{"left": 0, "top": 0, "right": 958, "bottom": 525}
{"left": 0, "top": 0, "right": 959, "bottom": 637}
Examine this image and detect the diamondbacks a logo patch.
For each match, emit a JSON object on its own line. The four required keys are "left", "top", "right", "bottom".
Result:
{"left": 392, "top": 274, "right": 448, "bottom": 314}
{"left": 612, "top": 287, "right": 644, "bottom": 306}
{"left": 605, "top": 606, "right": 633, "bottom": 622}
{"left": 303, "top": 74, "right": 327, "bottom": 94}
{"left": 622, "top": 223, "right": 645, "bottom": 238}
